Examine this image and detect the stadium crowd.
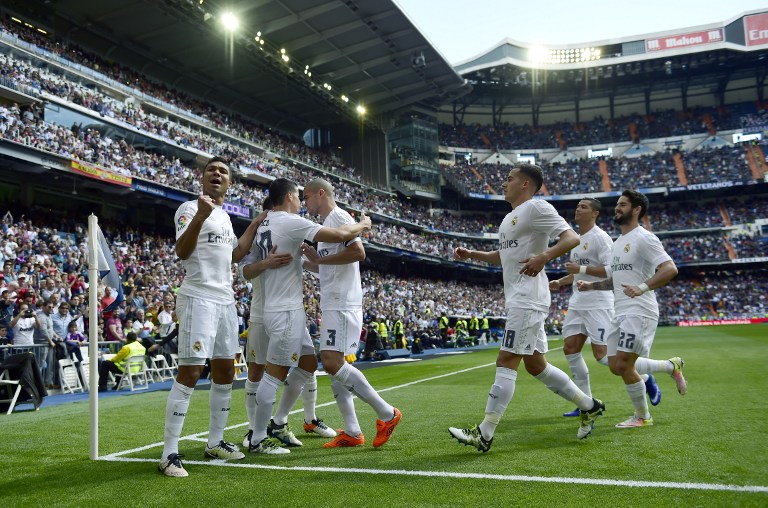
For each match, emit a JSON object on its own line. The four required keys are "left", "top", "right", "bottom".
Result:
{"left": 1, "top": 22, "right": 766, "bottom": 216}
{"left": 445, "top": 141, "right": 764, "bottom": 197}
{"left": 1, "top": 17, "right": 767, "bottom": 382}
{"left": 439, "top": 107, "right": 746, "bottom": 150}
{"left": 1, "top": 207, "right": 765, "bottom": 348}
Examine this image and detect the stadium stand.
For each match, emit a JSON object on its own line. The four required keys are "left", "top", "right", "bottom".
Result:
{"left": 0, "top": 7, "right": 767, "bottom": 387}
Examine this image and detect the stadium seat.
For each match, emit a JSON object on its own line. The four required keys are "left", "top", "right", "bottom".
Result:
{"left": 0, "top": 353, "right": 44, "bottom": 414}
{"left": 0, "top": 368, "right": 24, "bottom": 415}
{"left": 146, "top": 355, "right": 174, "bottom": 382}
{"left": 58, "top": 359, "right": 84, "bottom": 394}
{"left": 115, "top": 355, "right": 149, "bottom": 392}
{"left": 78, "top": 350, "right": 90, "bottom": 392}
{"left": 233, "top": 348, "right": 248, "bottom": 381}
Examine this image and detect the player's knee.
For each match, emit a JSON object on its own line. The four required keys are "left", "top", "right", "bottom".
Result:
{"left": 320, "top": 352, "right": 344, "bottom": 375}
{"left": 176, "top": 366, "right": 202, "bottom": 388}
{"left": 297, "top": 354, "right": 318, "bottom": 373}
{"left": 563, "top": 341, "right": 580, "bottom": 355}
{"left": 247, "top": 364, "right": 265, "bottom": 382}
{"left": 609, "top": 358, "right": 629, "bottom": 376}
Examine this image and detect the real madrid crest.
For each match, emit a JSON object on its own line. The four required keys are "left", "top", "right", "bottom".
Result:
{"left": 291, "top": 353, "right": 299, "bottom": 362}
{"left": 193, "top": 341, "right": 202, "bottom": 352}
{"left": 583, "top": 242, "right": 589, "bottom": 250}
{"left": 511, "top": 216, "right": 518, "bottom": 226}
{"left": 624, "top": 243, "right": 631, "bottom": 253}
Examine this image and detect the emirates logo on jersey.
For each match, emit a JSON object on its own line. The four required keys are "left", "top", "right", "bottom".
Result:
{"left": 511, "top": 216, "right": 518, "bottom": 226}
{"left": 583, "top": 242, "right": 589, "bottom": 250}
{"left": 624, "top": 243, "right": 631, "bottom": 253}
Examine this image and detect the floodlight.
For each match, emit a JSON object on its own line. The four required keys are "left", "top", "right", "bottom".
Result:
{"left": 220, "top": 11, "right": 239, "bottom": 31}
{"left": 356, "top": 105, "right": 366, "bottom": 115}
{"left": 528, "top": 46, "right": 548, "bottom": 63}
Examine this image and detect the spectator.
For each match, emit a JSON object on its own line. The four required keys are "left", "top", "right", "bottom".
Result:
{"left": 97, "top": 330, "right": 146, "bottom": 391}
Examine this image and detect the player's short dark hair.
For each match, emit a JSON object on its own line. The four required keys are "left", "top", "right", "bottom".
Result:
{"left": 581, "top": 197, "right": 602, "bottom": 212}
{"left": 204, "top": 156, "right": 229, "bottom": 169}
{"left": 268, "top": 178, "right": 298, "bottom": 206}
{"left": 262, "top": 196, "right": 273, "bottom": 211}
{"left": 621, "top": 189, "right": 649, "bottom": 219}
{"left": 516, "top": 163, "right": 544, "bottom": 193}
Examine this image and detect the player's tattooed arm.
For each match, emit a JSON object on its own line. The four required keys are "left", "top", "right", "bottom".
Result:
{"left": 577, "top": 278, "right": 613, "bottom": 291}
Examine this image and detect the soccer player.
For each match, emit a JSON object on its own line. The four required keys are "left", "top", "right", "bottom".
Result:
{"left": 549, "top": 199, "right": 662, "bottom": 417}
{"left": 302, "top": 178, "right": 402, "bottom": 449}
{"left": 248, "top": 178, "right": 371, "bottom": 454}
{"left": 449, "top": 164, "right": 605, "bottom": 452}
{"left": 578, "top": 190, "right": 687, "bottom": 428}
{"left": 159, "top": 156, "right": 265, "bottom": 477}
{"left": 239, "top": 198, "right": 336, "bottom": 452}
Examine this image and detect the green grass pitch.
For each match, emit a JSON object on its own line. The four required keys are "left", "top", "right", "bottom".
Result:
{"left": 1, "top": 325, "right": 767, "bottom": 507}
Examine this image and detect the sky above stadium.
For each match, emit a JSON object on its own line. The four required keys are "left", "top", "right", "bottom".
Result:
{"left": 395, "top": 0, "right": 768, "bottom": 64}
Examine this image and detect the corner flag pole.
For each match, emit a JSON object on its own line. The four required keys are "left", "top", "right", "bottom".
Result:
{"left": 88, "top": 214, "right": 99, "bottom": 460}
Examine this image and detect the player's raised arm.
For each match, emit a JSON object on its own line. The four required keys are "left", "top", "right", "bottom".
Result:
{"left": 175, "top": 196, "right": 214, "bottom": 260}
{"left": 313, "top": 212, "right": 372, "bottom": 243}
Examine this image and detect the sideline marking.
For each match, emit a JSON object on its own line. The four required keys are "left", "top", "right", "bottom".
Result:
{"left": 102, "top": 456, "right": 768, "bottom": 493}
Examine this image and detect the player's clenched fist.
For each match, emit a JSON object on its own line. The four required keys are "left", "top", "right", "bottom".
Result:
{"left": 196, "top": 194, "right": 216, "bottom": 220}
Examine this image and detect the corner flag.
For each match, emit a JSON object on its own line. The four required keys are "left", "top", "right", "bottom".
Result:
{"left": 91, "top": 223, "right": 123, "bottom": 312}
{"left": 87, "top": 214, "right": 123, "bottom": 459}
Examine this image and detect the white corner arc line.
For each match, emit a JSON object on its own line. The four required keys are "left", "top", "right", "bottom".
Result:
{"left": 101, "top": 457, "right": 768, "bottom": 494}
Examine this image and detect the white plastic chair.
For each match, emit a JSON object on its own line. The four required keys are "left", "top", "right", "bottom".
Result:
{"left": 59, "top": 358, "right": 84, "bottom": 394}
{"left": 147, "top": 355, "right": 174, "bottom": 382}
{"left": 233, "top": 347, "right": 248, "bottom": 381}
{"left": 0, "top": 368, "right": 25, "bottom": 415}
{"left": 78, "top": 350, "right": 90, "bottom": 391}
{"left": 115, "top": 355, "right": 149, "bottom": 391}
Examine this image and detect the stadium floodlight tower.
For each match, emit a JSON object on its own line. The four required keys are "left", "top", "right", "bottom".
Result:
{"left": 220, "top": 11, "right": 239, "bottom": 31}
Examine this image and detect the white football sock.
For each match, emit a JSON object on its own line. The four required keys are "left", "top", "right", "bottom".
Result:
{"left": 244, "top": 379, "right": 259, "bottom": 432}
{"left": 331, "top": 378, "right": 361, "bottom": 437}
{"left": 302, "top": 372, "right": 318, "bottom": 423}
{"left": 252, "top": 373, "right": 281, "bottom": 443}
{"left": 626, "top": 380, "right": 650, "bottom": 419}
{"left": 479, "top": 367, "right": 516, "bottom": 439}
{"left": 596, "top": 356, "right": 609, "bottom": 366}
{"left": 536, "top": 363, "right": 593, "bottom": 411}
{"left": 272, "top": 368, "right": 312, "bottom": 426}
{"left": 162, "top": 381, "right": 193, "bottom": 459}
{"left": 333, "top": 362, "right": 393, "bottom": 420}
{"left": 207, "top": 382, "right": 232, "bottom": 447}
{"left": 635, "top": 358, "right": 673, "bottom": 374}
{"left": 565, "top": 352, "right": 591, "bottom": 397}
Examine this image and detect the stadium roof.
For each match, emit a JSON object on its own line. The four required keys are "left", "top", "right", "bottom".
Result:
{"left": 3, "top": 0, "right": 472, "bottom": 134}
{"left": 446, "top": 9, "right": 768, "bottom": 106}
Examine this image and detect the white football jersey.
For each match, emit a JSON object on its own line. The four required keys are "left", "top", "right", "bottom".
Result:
{"left": 499, "top": 199, "right": 571, "bottom": 312}
{"left": 256, "top": 211, "right": 322, "bottom": 313}
{"left": 174, "top": 200, "right": 236, "bottom": 304}
{"left": 317, "top": 207, "right": 363, "bottom": 311}
{"left": 568, "top": 225, "right": 614, "bottom": 310}
{"left": 606, "top": 226, "right": 672, "bottom": 319}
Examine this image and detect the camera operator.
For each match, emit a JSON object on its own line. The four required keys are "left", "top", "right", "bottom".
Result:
{"left": 10, "top": 302, "right": 39, "bottom": 347}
